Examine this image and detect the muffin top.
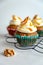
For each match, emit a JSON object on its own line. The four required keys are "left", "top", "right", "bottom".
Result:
{"left": 10, "top": 15, "right": 22, "bottom": 26}
{"left": 17, "top": 16, "right": 37, "bottom": 33}
{"left": 32, "top": 15, "right": 43, "bottom": 27}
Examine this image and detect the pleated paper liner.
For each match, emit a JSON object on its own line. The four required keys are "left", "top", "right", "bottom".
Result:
{"left": 37, "top": 30, "right": 43, "bottom": 37}
{"left": 15, "top": 34, "right": 39, "bottom": 47}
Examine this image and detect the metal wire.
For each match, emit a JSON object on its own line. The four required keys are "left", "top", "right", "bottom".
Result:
{"left": 33, "top": 39, "right": 43, "bottom": 54}
{"left": 6, "top": 36, "right": 43, "bottom": 54}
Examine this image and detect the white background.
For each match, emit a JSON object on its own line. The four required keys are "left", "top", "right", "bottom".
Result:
{"left": 0, "top": 0, "right": 43, "bottom": 65}
{"left": 0, "top": 0, "right": 43, "bottom": 34}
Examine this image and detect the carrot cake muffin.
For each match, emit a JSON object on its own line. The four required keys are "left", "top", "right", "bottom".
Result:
{"left": 32, "top": 15, "right": 43, "bottom": 37}
{"left": 7, "top": 15, "right": 22, "bottom": 36}
{"left": 15, "top": 16, "right": 38, "bottom": 46}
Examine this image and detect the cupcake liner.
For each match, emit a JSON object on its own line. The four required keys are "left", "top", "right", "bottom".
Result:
{"left": 7, "top": 27, "right": 17, "bottom": 36}
{"left": 37, "top": 30, "right": 43, "bottom": 37}
{"left": 15, "top": 34, "right": 39, "bottom": 46}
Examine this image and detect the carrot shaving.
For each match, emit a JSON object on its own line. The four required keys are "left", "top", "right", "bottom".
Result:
{"left": 28, "top": 28, "right": 32, "bottom": 31}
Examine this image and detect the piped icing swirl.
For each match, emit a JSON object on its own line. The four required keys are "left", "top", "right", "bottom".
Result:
{"left": 10, "top": 15, "right": 22, "bottom": 25}
{"left": 17, "top": 16, "right": 37, "bottom": 33}
{"left": 32, "top": 15, "right": 43, "bottom": 27}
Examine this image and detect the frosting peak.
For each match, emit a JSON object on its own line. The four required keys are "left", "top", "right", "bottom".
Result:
{"left": 32, "top": 15, "right": 43, "bottom": 27}
{"left": 17, "top": 16, "right": 37, "bottom": 33}
{"left": 21, "top": 16, "right": 31, "bottom": 26}
{"left": 12, "top": 15, "right": 22, "bottom": 21}
{"left": 10, "top": 15, "right": 22, "bottom": 25}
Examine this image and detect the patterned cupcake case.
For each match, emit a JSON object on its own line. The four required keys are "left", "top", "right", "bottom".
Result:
{"left": 15, "top": 34, "right": 38, "bottom": 46}
{"left": 37, "top": 30, "right": 43, "bottom": 37}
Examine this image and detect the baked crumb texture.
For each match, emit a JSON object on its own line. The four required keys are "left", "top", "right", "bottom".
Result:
{"left": 16, "top": 31, "right": 37, "bottom": 36}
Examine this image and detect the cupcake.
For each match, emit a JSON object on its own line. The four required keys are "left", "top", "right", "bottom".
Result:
{"left": 32, "top": 15, "right": 43, "bottom": 37}
{"left": 15, "top": 16, "right": 38, "bottom": 46}
{"left": 7, "top": 15, "right": 22, "bottom": 36}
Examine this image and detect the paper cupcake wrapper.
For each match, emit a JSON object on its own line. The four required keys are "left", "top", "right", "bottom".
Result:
{"left": 37, "top": 30, "right": 43, "bottom": 37}
{"left": 7, "top": 27, "right": 17, "bottom": 36}
{"left": 15, "top": 34, "right": 38, "bottom": 46}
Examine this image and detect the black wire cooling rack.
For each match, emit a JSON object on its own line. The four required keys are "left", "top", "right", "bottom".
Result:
{"left": 6, "top": 35, "right": 43, "bottom": 54}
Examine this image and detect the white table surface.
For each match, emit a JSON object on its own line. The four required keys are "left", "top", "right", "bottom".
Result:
{"left": 0, "top": 35, "right": 43, "bottom": 65}
{"left": 0, "top": 0, "right": 43, "bottom": 65}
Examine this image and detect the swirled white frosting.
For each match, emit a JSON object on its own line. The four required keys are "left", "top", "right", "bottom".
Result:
{"left": 32, "top": 15, "right": 43, "bottom": 27}
{"left": 10, "top": 15, "right": 22, "bottom": 25}
{"left": 17, "top": 17, "right": 37, "bottom": 33}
